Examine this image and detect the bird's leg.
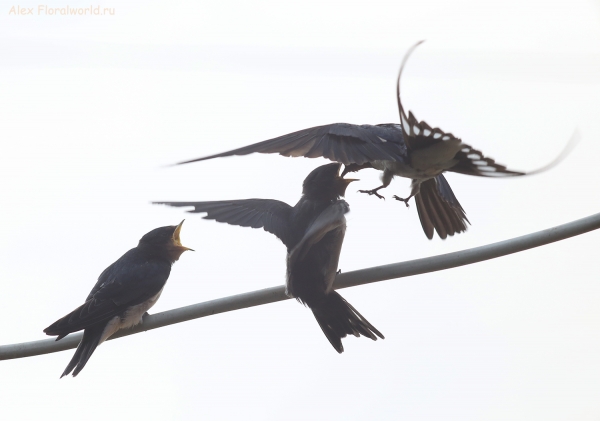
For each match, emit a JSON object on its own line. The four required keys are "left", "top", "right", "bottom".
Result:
{"left": 392, "top": 194, "right": 413, "bottom": 207}
{"left": 393, "top": 179, "right": 421, "bottom": 208}
{"left": 358, "top": 185, "right": 387, "bottom": 200}
{"left": 142, "top": 311, "right": 150, "bottom": 323}
{"left": 358, "top": 168, "right": 393, "bottom": 200}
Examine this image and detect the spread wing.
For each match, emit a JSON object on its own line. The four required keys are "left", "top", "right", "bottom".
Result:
{"left": 155, "top": 199, "right": 294, "bottom": 247}
{"left": 396, "top": 41, "right": 525, "bottom": 177}
{"left": 396, "top": 41, "right": 458, "bottom": 153}
{"left": 415, "top": 175, "right": 469, "bottom": 240}
{"left": 44, "top": 253, "right": 170, "bottom": 337}
{"left": 176, "top": 123, "right": 408, "bottom": 166}
{"left": 449, "top": 144, "right": 524, "bottom": 177}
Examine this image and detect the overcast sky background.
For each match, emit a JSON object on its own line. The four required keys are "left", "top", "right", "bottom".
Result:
{"left": 1, "top": 0, "right": 600, "bottom": 419}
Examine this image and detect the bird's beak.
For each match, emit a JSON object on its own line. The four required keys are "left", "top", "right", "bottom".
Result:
{"left": 337, "top": 175, "right": 359, "bottom": 196}
{"left": 337, "top": 163, "right": 359, "bottom": 184}
{"left": 172, "top": 220, "right": 194, "bottom": 251}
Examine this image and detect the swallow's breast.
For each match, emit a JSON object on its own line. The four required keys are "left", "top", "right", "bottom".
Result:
{"left": 98, "top": 287, "right": 165, "bottom": 344}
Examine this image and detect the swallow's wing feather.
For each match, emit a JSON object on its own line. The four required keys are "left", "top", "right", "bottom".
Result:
{"left": 396, "top": 41, "right": 465, "bottom": 155}
{"left": 177, "top": 123, "right": 407, "bottom": 166}
{"left": 44, "top": 253, "right": 170, "bottom": 337}
{"left": 397, "top": 42, "right": 526, "bottom": 178}
{"left": 288, "top": 200, "right": 349, "bottom": 294}
{"left": 448, "top": 144, "right": 524, "bottom": 177}
{"left": 156, "top": 199, "right": 294, "bottom": 247}
{"left": 85, "top": 260, "right": 118, "bottom": 301}
{"left": 290, "top": 201, "right": 349, "bottom": 261}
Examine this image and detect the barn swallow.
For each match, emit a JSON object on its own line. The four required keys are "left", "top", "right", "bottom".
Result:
{"left": 44, "top": 221, "right": 192, "bottom": 377}
{"left": 173, "top": 41, "right": 574, "bottom": 240}
{"left": 155, "top": 163, "right": 383, "bottom": 353}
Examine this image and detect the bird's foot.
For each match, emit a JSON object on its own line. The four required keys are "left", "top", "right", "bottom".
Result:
{"left": 142, "top": 312, "right": 150, "bottom": 322}
{"left": 358, "top": 189, "right": 385, "bottom": 200}
{"left": 393, "top": 195, "right": 410, "bottom": 208}
{"left": 337, "top": 269, "right": 342, "bottom": 275}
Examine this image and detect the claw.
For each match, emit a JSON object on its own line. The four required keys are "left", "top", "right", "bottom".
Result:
{"left": 393, "top": 195, "right": 410, "bottom": 208}
{"left": 359, "top": 189, "right": 386, "bottom": 200}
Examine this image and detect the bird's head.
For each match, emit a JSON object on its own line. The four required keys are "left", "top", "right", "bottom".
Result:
{"left": 138, "top": 220, "right": 193, "bottom": 262}
{"left": 302, "top": 163, "right": 358, "bottom": 200}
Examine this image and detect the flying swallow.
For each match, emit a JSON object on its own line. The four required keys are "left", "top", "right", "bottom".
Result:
{"left": 173, "top": 41, "right": 574, "bottom": 240}
{"left": 44, "top": 221, "right": 192, "bottom": 377}
{"left": 155, "top": 163, "right": 383, "bottom": 353}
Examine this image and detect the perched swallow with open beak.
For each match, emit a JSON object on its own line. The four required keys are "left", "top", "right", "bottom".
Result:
{"left": 155, "top": 163, "right": 383, "bottom": 353}
{"left": 44, "top": 221, "right": 192, "bottom": 377}
{"left": 173, "top": 41, "right": 574, "bottom": 240}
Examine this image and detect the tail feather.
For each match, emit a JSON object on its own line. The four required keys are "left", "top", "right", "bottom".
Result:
{"left": 309, "top": 291, "right": 383, "bottom": 353}
{"left": 415, "top": 175, "right": 469, "bottom": 240}
{"left": 61, "top": 326, "right": 102, "bottom": 378}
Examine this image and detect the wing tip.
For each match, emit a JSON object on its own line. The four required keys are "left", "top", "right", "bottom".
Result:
{"left": 174, "top": 156, "right": 210, "bottom": 166}
{"left": 397, "top": 40, "right": 426, "bottom": 137}
{"left": 523, "top": 128, "right": 580, "bottom": 176}
{"left": 151, "top": 201, "right": 196, "bottom": 209}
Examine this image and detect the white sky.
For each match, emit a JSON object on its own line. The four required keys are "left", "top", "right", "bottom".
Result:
{"left": 1, "top": 0, "right": 600, "bottom": 420}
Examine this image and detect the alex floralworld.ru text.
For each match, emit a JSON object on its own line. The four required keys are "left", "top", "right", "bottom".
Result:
{"left": 8, "top": 5, "right": 115, "bottom": 16}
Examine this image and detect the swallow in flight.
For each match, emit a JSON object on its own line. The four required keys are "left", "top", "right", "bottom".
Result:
{"left": 173, "top": 41, "right": 573, "bottom": 239}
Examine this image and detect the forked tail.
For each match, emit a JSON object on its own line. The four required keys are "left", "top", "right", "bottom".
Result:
{"left": 60, "top": 326, "right": 103, "bottom": 378}
{"left": 415, "top": 175, "right": 469, "bottom": 240}
{"left": 309, "top": 291, "right": 384, "bottom": 353}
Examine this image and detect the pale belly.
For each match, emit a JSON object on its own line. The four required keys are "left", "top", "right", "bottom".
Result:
{"left": 98, "top": 287, "right": 164, "bottom": 344}
{"left": 371, "top": 159, "right": 432, "bottom": 179}
{"left": 372, "top": 138, "right": 462, "bottom": 181}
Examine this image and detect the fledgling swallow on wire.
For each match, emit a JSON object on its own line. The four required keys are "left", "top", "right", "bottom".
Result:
{"left": 173, "top": 41, "right": 575, "bottom": 240}
{"left": 155, "top": 163, "right": 383, "bottom": 353}
{"left": 44, "top": 221, "right": 192, "bottom": 377}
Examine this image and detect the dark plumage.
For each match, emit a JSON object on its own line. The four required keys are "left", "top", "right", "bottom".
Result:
{"left": 177, "top": 123, "right": 407, "bottom": 166}
{"left": 174, "top": 41, "right": 571, "bottom": 240}
{"left": 155, "top": 163, "right": 383, "bottom": 353}
{"left": 44, "top": 221, "right": 192, "bottom": 377}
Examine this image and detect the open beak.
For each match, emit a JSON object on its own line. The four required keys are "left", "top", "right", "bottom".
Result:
{"left": 336, "top": 166, "right": 359, "bottom": 196}
{"left": 172, "top": 220, "right": 194, "bottom": 251}
{"left": 337, "top": 163, "right": 359, "bottom": 184}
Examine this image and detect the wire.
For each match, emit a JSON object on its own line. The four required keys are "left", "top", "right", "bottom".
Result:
{"left": 2, "top": 211, "right": 599, "bottom": 361}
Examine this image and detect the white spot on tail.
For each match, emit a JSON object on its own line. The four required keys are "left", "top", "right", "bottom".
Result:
{"left": 401, "top": 115, "right": 411, "bottom": 135}
{"left": 484, "top": 172, "right": 513, "bottom": 177}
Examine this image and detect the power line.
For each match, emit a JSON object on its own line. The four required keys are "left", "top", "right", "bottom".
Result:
{"left": 2, "top": 211, "right": 599, "bottom": 361}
